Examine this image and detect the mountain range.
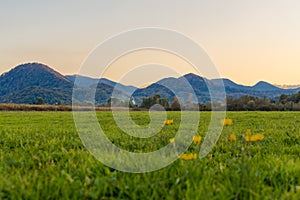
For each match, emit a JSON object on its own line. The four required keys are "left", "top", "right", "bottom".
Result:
{"left": 0, "top": 62, "right": 299, "bottom": 105}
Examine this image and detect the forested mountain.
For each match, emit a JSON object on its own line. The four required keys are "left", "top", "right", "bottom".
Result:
{"left": 0, "top": 63, "right": 73, "bottom": 104}
{"left": 132, "top": 73, "right": 300, "bottom": 103}
{"left": 0, "top": 63, "right": 299, "bottom": 105}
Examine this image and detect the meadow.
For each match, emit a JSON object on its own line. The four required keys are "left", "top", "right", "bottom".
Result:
{"left": 0, "top": 111, "right": 300, "bottom": 199}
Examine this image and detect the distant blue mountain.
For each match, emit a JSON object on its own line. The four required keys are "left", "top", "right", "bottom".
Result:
{"left": 132, "top": 73, "right": 300, "bottom": 103}
{"left": 66, "top": 75, "right": 137, "bottom": 94}
{"left": 0, "top": 63, "right": 299, "bottom": 105}
{"left": 65, "top": 75, "right": 99, "bottom": 87}
{"left": 251, "top": 81, "right": 281, "bottom": 91}
{"left": 212, "top": 78, "right": 251, "bottom": 90}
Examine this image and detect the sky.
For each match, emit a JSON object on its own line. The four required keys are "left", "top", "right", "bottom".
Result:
{"left": 0, "top": 0, "right": 300, "bottom": 87}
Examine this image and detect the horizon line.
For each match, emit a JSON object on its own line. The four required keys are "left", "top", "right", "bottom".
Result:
{"left": 1, "top": 61, "right": 300, "bottom": 89}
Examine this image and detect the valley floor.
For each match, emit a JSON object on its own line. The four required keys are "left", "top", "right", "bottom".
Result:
{"left": 0, "top": 111, "right": 300, "bottom": 199}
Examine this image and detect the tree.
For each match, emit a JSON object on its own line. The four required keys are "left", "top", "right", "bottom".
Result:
{"left": 158, "top": 98, "right": 170, "bottom": 109}
{"left": 37, "top": 97, "right": 44, "bottom": 105}
{"left": 289, "top": 91, "right": 300, "bottom": 103}
{"left": 279, "top": 94, "right": 289, "bottom": 104}
{"left": 247, "top": 100, "right": 256, "bottom": 111}
{"left": 140, "top": 94, "right": 170, "bottom": 109}
{"left": 171, "top": 96, "right": 181, "bottom": 111}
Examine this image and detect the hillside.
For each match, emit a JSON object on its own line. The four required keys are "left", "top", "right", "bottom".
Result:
{"left": 251, "top": 81, "right": 281, "bottom": 91}
{"left": 0, "top": 86, "right": 71, "bottom": 104}
{"left": 0, "top": 63, "right": 72, "bottom": 96}
{"left": 0, "top": 63, "right": 299, "bottom": 105}
{"left": 133, "top": 73, "right": 300, "bottom": 103}
{"left": 0, "top": 63, "right": 73, "bottom": 104}
{"left": 66, "top": 75, "right": 136, "bottom": 94}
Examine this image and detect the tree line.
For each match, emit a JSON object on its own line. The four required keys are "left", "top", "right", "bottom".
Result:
{"left": 138, "top": 91, "right": 300, "bottom": 111}
{"left": 42, "top": 91, "right": 300, "bottom": 111}
{"left": 227, "top": 92, "right": 300, "bottom": 111}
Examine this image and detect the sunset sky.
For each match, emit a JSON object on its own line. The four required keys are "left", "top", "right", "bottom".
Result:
{"left": 1, "top": 0, "right": 300, "bottom": 86}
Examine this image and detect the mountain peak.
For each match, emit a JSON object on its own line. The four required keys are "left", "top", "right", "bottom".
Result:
{"left": 8, "top": 62, "right": 70, "bottom": 82}
{"left": 252, "top": 81, "right": 281, "bottom": 91}
{"left": 0, "top": 63, "right": 73, "bottom": 104}
{"left": 182, "top": 73, "right": 202, "bottom": 79}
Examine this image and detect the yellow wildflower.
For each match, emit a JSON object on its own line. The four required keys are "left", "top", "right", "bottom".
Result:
{"left": 246, "top": 129, "right": 251, "bottom": 136}
{"left": 180, "top": 153, "right": 197, "bottom": 160}
{"left": 193, "top": 136, "right": 202, "bottom": 144}
{"left": 169, "top": 138, "right": 175, "bottom": 143}
{"left": 192, "top": 153, "right": 198, "bottom": 159}
{"left": 164, "top": 119, "right": 174, "bottom": 125}
{"left": 222, "top": 119, "right": 232, "bottom": 126}
{"left": 245, "top": 134, "right": 264, "bottom": 142}
{"left": 180, "top": 154, "right": 188, "bottom": 160}
{"left": 230, "top": 134, "right": 236, "bottom": 141}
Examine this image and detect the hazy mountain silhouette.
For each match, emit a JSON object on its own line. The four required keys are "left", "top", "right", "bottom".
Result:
{"left": 0, "top": 63, "right": 299, "bottom": 105}
{"left": 66, "top": 75, "right": 136, "bottom": 94}
{"left": 132, "top": 73, "right": 300, "bottom": 103}
{"left": 251, "top": 81, "right": 281, "bottom": 91}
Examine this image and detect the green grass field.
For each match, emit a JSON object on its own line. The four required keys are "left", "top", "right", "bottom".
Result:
{"left": 1, "top": 111, "right": 300, "bottom": 199}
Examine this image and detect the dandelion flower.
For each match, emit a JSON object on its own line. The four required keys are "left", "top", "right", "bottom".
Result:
{"left": 180, "top": 154, "right": 188, "bottom": 160}
{"left": 193, "top": 136, "right": 202, "bottom": 144}
{"left": 169, "top": 138, "right": 175, "bottom": 143}
{"left": 245, "top": 134, "right": 264, "bottom": 142}
{"left": 230, "top": 134, "right": 236, "bottom": 141}
{"left": 164, "top": 119, "right": 174, "bottom": 125}
{"left": 254, "top": 134, "right": 264, "bottom": 141}
{"left": 222, "top": 119, "right": 232, "bottom": 126}
{"left": 180, "top": 153, "right": 197, "bottom": 160}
